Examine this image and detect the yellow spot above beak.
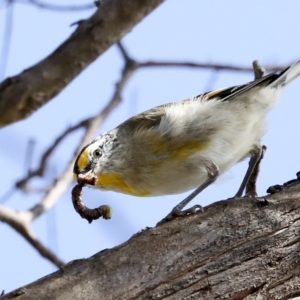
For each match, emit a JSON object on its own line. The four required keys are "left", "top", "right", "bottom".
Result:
{"left": 77, "top": 149, "right": 89, "bottom": 172}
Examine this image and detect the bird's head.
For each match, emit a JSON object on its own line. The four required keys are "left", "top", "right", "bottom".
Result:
{"left": 73, "top": 130, "right": 120, "bottom": 186}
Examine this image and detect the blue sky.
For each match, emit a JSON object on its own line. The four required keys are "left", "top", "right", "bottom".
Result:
{"left": 1, "top": 0, "right": 300, "bottom": 292}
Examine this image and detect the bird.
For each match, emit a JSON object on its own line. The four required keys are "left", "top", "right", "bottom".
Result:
{"left": 73, "top": 60, "right": 300, "bottom": 222}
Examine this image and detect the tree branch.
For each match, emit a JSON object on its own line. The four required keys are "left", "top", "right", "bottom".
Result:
{"left": 0, "top": 1, "right": 14, "bottom": 81}
{"left": 2, "top": 53, "right": 290, "bottom": 264}
{"left": 0, "top": 46, "right": 138, "bottom": 266}
{"left": 19, "top": 0, "right": 96, "bottom": 12}
{"left": 2, "top": 176, "right": 300, "bottom": 299}
{"left": 139, "top": 61, "right": 289, "bottom": 73}
{"left": 9, "top": 53, "right": 290, "bottom": 196}
{"left": 27, "top": 45, "right": 137, "bottom": 221}
{"left": 15, "top": 123, "right": 86, "bottom": 192}
{"left": 0, "top": 0, "right": 164, "bottom": 127}
{"left": 0, "top": 204, "right": 64, "bottom": 268}
{"left": 12, "top": 42, "right": 137, "bottom": 195}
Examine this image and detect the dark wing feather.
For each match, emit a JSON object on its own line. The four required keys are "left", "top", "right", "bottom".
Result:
{"left": 197, "top": 72, "right": 280, "bottom": 102}
{"left": 118, "top": 69, "right": 285, "bottom": 133}
{"left": 119, "top": 105, "right": 166, "bottom": 133}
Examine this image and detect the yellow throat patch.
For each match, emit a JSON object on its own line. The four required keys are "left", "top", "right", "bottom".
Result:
{"left": 96, "top": 173, "right": 150, "bottom": 197}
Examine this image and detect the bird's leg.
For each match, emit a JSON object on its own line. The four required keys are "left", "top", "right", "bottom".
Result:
{"left": 244, "top": 145, "right": 267, "bottom": 197}
{"left": 233, "top": 61, "right": 265, "bottom": 198}
{"left": 156, "top": 160, "right": 219, "bottom": 225}
{"left": 234, "top": 144, "right": 265, "bottom": 198}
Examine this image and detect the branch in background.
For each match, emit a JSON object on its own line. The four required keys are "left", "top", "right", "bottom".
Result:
{"left": 20, "top": 0, "right": 95, "bottom": 11}
{"left": 2, "top": 0, "right": 288, "bottom": 128}
{"left": 2, "top": 177, "right": 300, "bottom": 299}
{"left": 27, "top": 42, "right": 136, "bottom": 222}
{"left": 13, "top": 42, "right": 135, "bottom": 194}
{"left": 0, "top": 32, "right": 293, "bottom": 264}
{"left": 0, "top": 1, "right": 14, "bottom": 81}
{"left": 139, "top": 61, "right": 289, "bottom": 73}
{"left": 15, "top": 122, "right": 87, "bottom": 192}
{"left": 0, "top": 42, "right": 137, "bottom": 266}
{"left": 0, "top": 204, "right": 64, "bottom": 268}
{"left": 0, "top": 0, "right": 298, "bottom": 293}
{"left": 11, "top": 42, "right": 290, "bottom": 197}
{"left": 0, "top": 117, "right": 96, "bottom": 267}
{"left": 0, "top": 0, "right": 164, "bottom": 127}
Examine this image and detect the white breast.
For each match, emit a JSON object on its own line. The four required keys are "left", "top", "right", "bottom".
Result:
{"left": 118, "top": 86, "right": 281, "bottom": 197}
{"left": 143, "top": 86, "right": 281, "bottom": 195}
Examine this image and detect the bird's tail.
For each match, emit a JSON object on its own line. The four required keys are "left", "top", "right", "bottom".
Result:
{"left": 269, "top": 59, "right": 300, "bottom": 88}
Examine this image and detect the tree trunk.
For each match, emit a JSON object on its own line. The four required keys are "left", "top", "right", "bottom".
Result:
{"left": 0, "top": 0, "right": 164, "bottom": 127}
{"left": 2, "top": 178, "right": 300, "bottom": 300}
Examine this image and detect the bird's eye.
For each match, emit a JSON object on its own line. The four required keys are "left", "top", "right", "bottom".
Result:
{"left": 93, "top": 149, "right": 102, "bottom": 158}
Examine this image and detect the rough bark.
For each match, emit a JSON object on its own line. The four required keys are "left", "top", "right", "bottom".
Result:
{"left": 0, "top": 0, "right": 164, "bottom": 127}
{"left": 2, "top": 179, "right": 300, "bottom": 300}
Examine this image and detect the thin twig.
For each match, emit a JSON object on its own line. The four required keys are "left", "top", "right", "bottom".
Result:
{"left": 16, "top": 0, "right": 95, "bottom": 12}
{"left": 0, "top": 204, "right": 64, "bottom": 267}
{"left": 14, "top": 42, "right": 136, "bottom": 194}
{"left": 0, "top": 1, "right": 14, "bottom": 81}
{"left": 117, "top": 42, "right": 132, "bottom": 62}
{"left": 29, "top": 53, "right": 137, "bottom": 220}
{"left": 24, "top": 139, "right": 35, "bottom": 173}
{"left": 15, "top": 121, "right": 89, "bottom": 191}
{"left": 0, "top": 42, "right": 137, "bottom": 266}
{"left": 1, "top": 39, "right": 292, "bottom": 267}
{"left": 0, "top": 188, "right": 16, "bottom": 204}
{"left": 8, "top": 44, "right": 290, "bottom": 196}
{"left": 139, "top": 61, "right": 289, "bottom": 73}
{"left": 13, "top": 57, "right": 287, "bottom": 194}
{"left": 202, "top": 70, "right": 219, "bottom": 92}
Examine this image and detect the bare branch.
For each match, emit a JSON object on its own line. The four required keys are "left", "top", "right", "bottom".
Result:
{"left": 0, "top": 204, "right": 64, "bottom": 267}
{"left": 15, "top": 56, "right": 282, "bottom": 193}
{"left": 15, "top": 122, "right": 87, "bottom": 191}
{"left": 116, "top": 42, "right": 132, "bottom": 62}
{"left": 2, "top": 178, "right": 300, "bottom": 299}
{"left": 0, "top": 187, "right": 15, "bottom": 204}
{"left": 139, "top": 60, "right": 290, "bottom": 73}
{"left": 253, "top": 59, "right": 266, "bottom": 80}
{"left": 202, "top": 70, "right": 219, "bottom": 92}
{"left": 0, "top": 0, "right": 164, "bottom": 127}
{"left": 14, "top": 42, "right": 136, "bottom": 195}
{"left": 26, "top": 120, "right": 101, "bottom": 221}
{"left": 19, "top": 0, "right": 95, "bottom": 12}
{"left": 9, "top": 51, "right": 289, "bottom": 216}
{"left": 0, "top": 41, "right": 138, "bottom": 266}
{"left": 0, "top": 1, "right": 14, "bottom": 81}
{"left": 28, "top": 54, "right": 137, "bottom": 220}
{"left": 1, "top": 16, "right": 292, "bottom": 271}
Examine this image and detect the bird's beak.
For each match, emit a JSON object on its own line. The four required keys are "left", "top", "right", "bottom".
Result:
{"left": 76, "top": 169, "right": 97, "bottom": 186}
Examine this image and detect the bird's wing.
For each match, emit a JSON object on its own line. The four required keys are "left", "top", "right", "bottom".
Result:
{"left": 119, "top": 67, "right": 291, "bottom": 132}
{"left": 197, "top": 72, "right": 279, "bottom": 102}
{"left": 119, "top": 105, "right": 166, "bottom": 133}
